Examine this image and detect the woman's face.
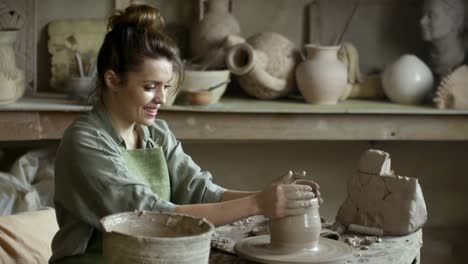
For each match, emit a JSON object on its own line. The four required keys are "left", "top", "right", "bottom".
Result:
{"left": 113, "top": 57, "right": 173, "bottom": 127}
{"left": 420, "top": 0, "right": 457, "bottom": 41}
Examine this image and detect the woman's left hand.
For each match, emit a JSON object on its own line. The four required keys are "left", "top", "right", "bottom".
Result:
{"left": 270, "top": 170, "right": 320, "bottom": 198}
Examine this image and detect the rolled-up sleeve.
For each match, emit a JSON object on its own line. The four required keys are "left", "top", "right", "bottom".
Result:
{"left": 54, "top": 126, "right": 177, "bottom": 230}
{"left": 152, "top": 121, "right": 226, "bottom": 205}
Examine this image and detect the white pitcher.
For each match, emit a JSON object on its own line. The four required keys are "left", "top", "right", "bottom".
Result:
{"left": 296, "top": 45, "right": 347, "bottom": 104}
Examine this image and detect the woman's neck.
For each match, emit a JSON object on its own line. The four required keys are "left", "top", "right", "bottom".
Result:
{"left": 102, "top": 95, "right": 138, "bottom": 149}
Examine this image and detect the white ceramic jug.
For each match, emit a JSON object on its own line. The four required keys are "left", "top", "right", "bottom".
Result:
{"left": 296, "top": 45, "right": 347, "bottom": 104}
{"left": 0, "top": 29, "right": 25, "bottom": 104}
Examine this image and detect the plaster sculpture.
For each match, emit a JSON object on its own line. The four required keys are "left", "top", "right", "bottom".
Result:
{"left": 101, "top": 211, "right": 214, "bottom": 264}
{"left": 296, "top": 44, "right": 347, "bottom": 104}
{"left": 420, "top": 0, "right": 466, "bottom": 77}
{"left": 382, "top": 54, "right": 434, "bottom": 105}
{"left": 334, "top": 149, "right": 427, "bottom": 236}
{"left": 190, "top": 0, "right": 241, "bottom": 69}
{"left": 235, "top": 181, "right": 352, "bottom": 264}
{"left": 0, "top": 29, "right": 25, "bottom": 104}
{"left": 226, "top": 32, "right": 301, "bottom": 99}
{"left": 434, "top": 65, "right": 468, "bottom": 109}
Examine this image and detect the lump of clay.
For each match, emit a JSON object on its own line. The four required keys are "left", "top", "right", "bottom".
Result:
{"left": 335, "top": 149, "right": 427, "bottom": 235}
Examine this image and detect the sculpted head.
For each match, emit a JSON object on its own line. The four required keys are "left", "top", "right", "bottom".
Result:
{"left": 420, "top": 0, "right": 465, "bottom": 41}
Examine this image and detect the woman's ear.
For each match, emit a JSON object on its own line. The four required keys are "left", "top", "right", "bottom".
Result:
{"left": 104, "top": 70, "right": 119, "bottom": 92}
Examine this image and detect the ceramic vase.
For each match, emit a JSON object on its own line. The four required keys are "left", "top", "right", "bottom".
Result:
{"left": 226, "top": 32, "right": 301, "bottom": 99}
{"left": 0, "top": 29, "right": 25, "bottom": 104}
{"left": 190, "top": 0, "right": 240, "bottom": 68}
{"left": 382, "top": 54, "right": 434, "bottom": 105}
{"left": 296, "top": 45, "right": 347, "bottom": 104}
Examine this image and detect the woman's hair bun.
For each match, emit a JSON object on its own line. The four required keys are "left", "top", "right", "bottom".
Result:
{"left": 108, "top": 4, "right": 165, "bottom": 32}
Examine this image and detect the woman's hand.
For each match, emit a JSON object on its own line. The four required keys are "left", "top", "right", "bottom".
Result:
{"left": 270, "top": 170, "right": 306, "bottom": 185}
{"left": 270, "top": 170, "right": 321, "bottom": 198}
{"left": 255, "top": 171, "right": 318, "bottom": 219}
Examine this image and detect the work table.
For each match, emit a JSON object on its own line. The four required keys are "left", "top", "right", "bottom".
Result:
{"left": 1, "top": 95, "right": 468, "bottom": 141}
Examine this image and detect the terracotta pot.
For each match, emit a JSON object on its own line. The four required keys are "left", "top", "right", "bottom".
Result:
{"left": 0, "top": 30, "right": 25, "bottom": 104}
{"left": 190, "top": 0, "right": 240, "bottom": 69}
{"left": 296, "top": 45, "right": 347, "bottom": 104}
{"left": 184, "top": 90, "right": 213, "bottom": 105}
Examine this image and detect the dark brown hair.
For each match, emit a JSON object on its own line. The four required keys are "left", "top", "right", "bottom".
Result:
{"left": 95, "top": 4, "right": 183, "bottom": 97}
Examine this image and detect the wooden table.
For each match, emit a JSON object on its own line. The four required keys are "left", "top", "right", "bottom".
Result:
{"left": 1, "top": 95, "right": 468, "bottom": 141}
{"left": 209, "top": 216, "right": 422, "bottom": 264}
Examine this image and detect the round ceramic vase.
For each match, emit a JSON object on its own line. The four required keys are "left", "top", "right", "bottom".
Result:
{"left": 190, "top": 0, "right": 240, "bottom": 61}
{"left": 382, "top": 54, "right": 434, "bottom": 105}
{"left": 296, "top": 45, "right": 347, "bottom": 104}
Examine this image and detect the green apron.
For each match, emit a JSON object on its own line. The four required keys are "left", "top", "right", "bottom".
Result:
{"left": 55, "top": 146, "right": 171, "bottom": 263}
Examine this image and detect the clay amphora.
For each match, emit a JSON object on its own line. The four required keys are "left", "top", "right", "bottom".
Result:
{"left": 270, "top": 197, "right": 321, "bottom": 252}
{"left": 190, "top": 0, "right": 241, "bottom": 68}
{"left": 0, "top": 29, "right": 25, "bottom": 104}
{"left": 226, "top": 32, "right": 301, "bottom": 99}
{"left": 296, "top": 45, "right": 347, "bottom": 104}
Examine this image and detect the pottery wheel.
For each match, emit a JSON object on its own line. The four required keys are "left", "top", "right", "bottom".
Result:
{"left": 235, "top": 235, "right": 352, "bottom": 264}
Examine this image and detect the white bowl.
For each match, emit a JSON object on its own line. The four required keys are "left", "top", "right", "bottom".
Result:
{"left": 180, "top": 69, "right": 230, "bottom": 104}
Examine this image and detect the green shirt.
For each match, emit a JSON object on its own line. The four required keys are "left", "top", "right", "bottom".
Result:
{"left": 50, "top": 100, "right": 225, "bottom": 262}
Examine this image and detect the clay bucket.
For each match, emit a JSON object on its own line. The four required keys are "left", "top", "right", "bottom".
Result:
{"left": 270, "top": 180, "right": 321, "bottom": 252}
{"left": 100, "top": 211, "right": 214, "bottom": 264}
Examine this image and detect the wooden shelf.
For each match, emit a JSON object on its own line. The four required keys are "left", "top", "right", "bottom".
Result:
{"left": 1, "top": 96, "right": 468, "bottom": 141}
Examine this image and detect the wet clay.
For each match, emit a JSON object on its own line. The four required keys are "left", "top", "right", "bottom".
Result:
{"left": 100, "top": 211, "right": 214, "bottom": 264}
{"left": 335, "top": 149, "right": 427, "bottom": 235}
{"left": 235, "top": 196, "right": 352, "bottom": 263}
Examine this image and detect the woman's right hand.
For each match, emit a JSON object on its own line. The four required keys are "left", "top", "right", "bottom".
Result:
{"left": 255, "top": 172, "right": 316, "bottom": 219}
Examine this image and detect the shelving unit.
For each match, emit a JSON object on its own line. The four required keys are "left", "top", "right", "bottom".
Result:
{"left": 1, "top": 96, "right": 468, "bottom": 141}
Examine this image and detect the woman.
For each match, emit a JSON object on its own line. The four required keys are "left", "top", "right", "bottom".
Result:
{"left": 50, "top": 4, "right": 319, "bottom": 263}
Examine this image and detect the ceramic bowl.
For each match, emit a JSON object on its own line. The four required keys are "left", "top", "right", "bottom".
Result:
{"left": 100, "top": 211, "right": 214, "bottom": 264}
{"left": 179, "top": 69, "right": 230, "bottom": 105}
{"left": 183, "top": 90, "right": 214, "bottom": 106}
{"left": 382, "top": 54, "right": 434, "bottom": 105}
{"left": 66, "top": 76, "right": 96, "bottom": 102}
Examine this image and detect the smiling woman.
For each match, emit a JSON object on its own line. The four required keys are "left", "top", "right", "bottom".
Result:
{"left": 49, "top": 3, "right": 320, "bottom": 264}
